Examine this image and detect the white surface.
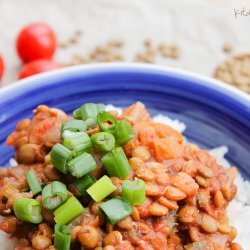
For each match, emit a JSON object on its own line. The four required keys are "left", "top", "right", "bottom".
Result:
{"left": 0, "top": 0, "right": 250, "bottom": 86}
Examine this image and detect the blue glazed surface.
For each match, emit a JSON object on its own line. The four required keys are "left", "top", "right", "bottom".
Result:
{"left": 0, "top": 64, "right": 249, "bottom": 178}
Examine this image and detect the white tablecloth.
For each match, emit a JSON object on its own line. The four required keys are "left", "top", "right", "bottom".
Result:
{"left": 0, "top": 0, "right": 249, "bottom": 86}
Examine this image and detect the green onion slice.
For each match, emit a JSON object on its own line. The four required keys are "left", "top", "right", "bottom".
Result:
{"left": 73, "top": 108, "right": 82, "bottom": 119}
{"left": 91, "top": 132, "right": 115, "bottom": 152}
{"left": 25, "top": 170, "right": 42, "bottom": 196}
{"left": 80, "top": 103, "right": 105, "bottom": 120}
{"left": 122, "top": 179, "right": 146, "bottom": 205}
{"left": 54, "top": 196, "right": 85, "bottom": 225}
{"left": 51, "top": 143, "right": 72, "bottom": 174}
{"left": 99, "top": 197, "right": 133, "bottom": 225}
{"left": 87, "top": 175, "right": 116, "bottom": 202}
{"left": 13, "top": 198, "right": 42, "bottom": 224}
{"left": 21, "top": 183, "right": 45, "bottom": 193}
{"left": 62, "top": 119, "right": 87, "bottom": 132}
{"left": 54, "top": 224, "right": 71, "bottom": 250}
{"left": 21, "top": 187, "right": 30, "bottom": 193}
{"left": 42, "top": 181, "right": 68, "bottom": 210}
{"left": 85, "top": 117, "right": 97, "bottom": 128}
{"left": 73, "top": 103, "right": 105, "bottom": 120}
{"left": 97, "top": 111, "right": 117, "bottom": 134}
{"left": 101, "top": 147, "right": 130, "bottom": 178}
{"left": 63, "top": 132, "right": 91, "bottom": 157}
{"left": 73, "top": 174, "right": 96, "bottom": 197}
{"left": 115, "top": 120, "right": 135, "bottom": 145}
{"left": 67, "top": 152, "right": 96, "bottom": 178}
{"left": 61, "top": 130, "right": 76, "bottom": 140}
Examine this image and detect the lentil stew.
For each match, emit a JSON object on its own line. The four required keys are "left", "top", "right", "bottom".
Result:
{"left": 0, "top": 102, "right": 242, "bottom": 250}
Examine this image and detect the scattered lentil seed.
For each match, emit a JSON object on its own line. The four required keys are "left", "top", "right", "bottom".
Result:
{"left": 158, "top": 43, "right": 179, "bottom": 59}
{"left": 107, "top": 39, "right": 124, "bottom": 48}
{"left": 223, "top": 43, "right": 233, "bottom": 53}
{"left": 214, "top": 54, "right": 250, "bottom": 93}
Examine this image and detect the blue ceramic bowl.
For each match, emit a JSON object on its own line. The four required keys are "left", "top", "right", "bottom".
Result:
{"left": 0, "top": 64, "right": 249, "bottom": 178}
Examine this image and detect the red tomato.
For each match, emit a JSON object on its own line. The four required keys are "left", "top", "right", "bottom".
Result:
{"left": 0, "top": 53, "right": 4, "bottom": 80}
{"left": 19, "top": 59, "right": 60, "bottom": 79}
{"left": 16, "top": 23, "right": 57, "bottom": 63}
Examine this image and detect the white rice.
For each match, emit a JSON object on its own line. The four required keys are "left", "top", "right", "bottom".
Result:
{"left": 153, "top": 114, "right": 186, "bottom": 133}
{"left": 0, "top": 231, "right": 17, "bottom": 250}
{"left": 1, "top": 105, "right": 249, "bottom": 249}
{"left": 9, "top": 158, "right": 18, "bottom": 167}
{"left": 105, "top": 104, "right": 123, "bottom": 116}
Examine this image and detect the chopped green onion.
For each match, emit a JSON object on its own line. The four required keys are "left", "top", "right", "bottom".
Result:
{"left": 73, "top": 103, "right": 105, "bottom": 120}
{"left": 122, "top": 179, "right": 146, "bottom": 205}
{"left": 67, "top": 152, "right": 96, "bottom": 178}
{"left": 73, "top": 108, "right": 82, "bottom": 119}
{"left": 97, "top": 111, "right": 117, "bottom": 134}
{"left": 51, "top": 143, "right": 72, "bottom": 174}
{"left": 73, "top": 174, "right": 96, "bottom": 197}
{"left": 71, "top": 143, "right": 92, "bottom": 158}
{"left": 42, "top": 181, "right": 68, "bottom": 210}
{"left": 91, "top": 132, "right": 115, "bottom": 152}
{"left": 54, "top": 196, "right": 85, "bottom": 225}
{"left": 21, "top": 187, "right": 30, "bottom": 193}
{"left": 13, "top": 198, "right": 42, "bottom": 224}
{"left": 25, "top": 170, "right": 42, "bottom": 196}
{"left": 63, "top": 132, "right": 91, "bottom": 156}
{"left": 62, "top": 119, "right": 87, "bottom": 132}
{"left": 61, "top": 130, "right": 76, "bottom": 140}
{"left": 115, "top": 120, "right": 135, "bottom": 145}
{"left": 54, "top": 224, "right": 71, "bottom": 250}
{"left": 101, "top": 147, "right": 130, "bottom": 178}
{"left": 99, "top": 197, "right": 133, "bottom": 225}
{"left": 85, "top": 117, "right": 97, "bottom": 127}
{"left": 22, "top": 183, "right": 45, "bottom": 193}
{"left": 80, "top": 103, "right": 105, "bottom": 120}
{"left": 87, "top": 175, "right": 116, "bottom": 202}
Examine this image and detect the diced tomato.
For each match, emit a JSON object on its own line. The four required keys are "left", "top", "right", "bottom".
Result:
{"left": 154, "top": 137, "right": 184, "bottom": 162}
{"left": 138, "top": 126, "right": 158, "bottom": 149}
{"left": 154, "top": 123, "right": 183, "bottom": 143}
{"left": 121, "top": 102, "right": 152, "bottom": 124}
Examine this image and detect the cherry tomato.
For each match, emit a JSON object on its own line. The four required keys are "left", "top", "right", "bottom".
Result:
{"left": 0, "top": 53, "right": 4, "bottom": 80}
{"left": 16, "top": 23, "right": 57, "bottom": 63}
{"left": 19, "top": 59, "right": 60, "bottom": 79}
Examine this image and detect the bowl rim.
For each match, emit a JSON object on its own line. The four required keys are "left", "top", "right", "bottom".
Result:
{"left": 0, "top": 63, "right": 249, "bottom": 107}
